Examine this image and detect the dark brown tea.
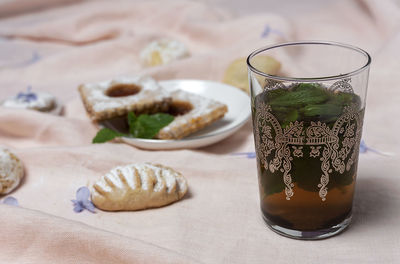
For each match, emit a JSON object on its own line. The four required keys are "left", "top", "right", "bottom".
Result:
{"left": 252, "top": 83, "right": 363, "bottom": 232}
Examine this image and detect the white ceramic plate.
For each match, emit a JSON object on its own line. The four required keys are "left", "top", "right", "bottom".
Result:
{"left": 101, "top": 80, "right": 251, "bottom": 150}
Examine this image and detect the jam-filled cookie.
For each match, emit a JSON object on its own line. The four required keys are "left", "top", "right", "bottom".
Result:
{"left": 0, "top": 148, "right": 24, "bottom": 195}
{"left": 91, "top": 163, "right": 188, "bottom": 211}
{"left": 140, "top": 39, "right": 189, "bottom": 67}
{"left": 156, "top": 90, "right": 228, "bottom": 139}
{"left": 78, "top": 76, "right": 171, "bottom": 121}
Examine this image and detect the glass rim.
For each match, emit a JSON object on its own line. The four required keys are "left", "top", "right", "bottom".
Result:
{"left": 246, "top": 41, "right": 372, "bottom": 82}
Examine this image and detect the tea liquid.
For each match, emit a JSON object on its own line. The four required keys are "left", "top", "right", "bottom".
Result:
{"left": 253, "top": 83, "right": 363, "bottom": 231}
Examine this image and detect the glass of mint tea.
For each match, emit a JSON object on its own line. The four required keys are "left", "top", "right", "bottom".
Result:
{"left": 247, "top": 41, "right": 371, "bottom": 239}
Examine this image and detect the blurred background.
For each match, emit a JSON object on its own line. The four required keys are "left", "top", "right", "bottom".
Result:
{"left": 0, "top": 0, "right": 337, "bottom": 17}
{"left": 2, "top": 0, "right": 397, "bottom": 101}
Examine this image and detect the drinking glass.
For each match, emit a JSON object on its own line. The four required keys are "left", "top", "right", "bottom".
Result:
{"left": 247, "top": 41, "right": 371, "bottom": 239}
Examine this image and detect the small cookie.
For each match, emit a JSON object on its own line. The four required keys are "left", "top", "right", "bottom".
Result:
{"left": 78, "top": 76, "right": 171, "bottom": 121}
{"left": 91, "top": 163, "right": 188, "bottom": 211}
{"left": 223, "top": 56, "right": 281, "bottom": 93}
{"left": 0, "top": 148, "right": 24, "bottom": 195}
{"left": 156, "top": 90, "right": 228, "bottom": 139}
{"left": 2, "top": 87, "right": 57, "bottom": 112}
{"left": 140, "top": 39, "right": 189, "bottom": 67}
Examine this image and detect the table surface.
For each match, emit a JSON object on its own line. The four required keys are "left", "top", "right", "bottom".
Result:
{"left": 0, "top": 0, "right": 399, "bottom": 263}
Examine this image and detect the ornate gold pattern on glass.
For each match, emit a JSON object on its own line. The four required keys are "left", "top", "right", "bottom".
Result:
{"left": 254, "top": 79, "right": 363, "bottom": 201}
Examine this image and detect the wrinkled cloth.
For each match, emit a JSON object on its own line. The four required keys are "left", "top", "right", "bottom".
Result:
{"left": 1, "top": 0, "right": 400, "bottom": 263}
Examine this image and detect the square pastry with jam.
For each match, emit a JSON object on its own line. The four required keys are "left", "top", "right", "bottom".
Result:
{"left": 78, "top": 76, "right": 171, "bottom": 121}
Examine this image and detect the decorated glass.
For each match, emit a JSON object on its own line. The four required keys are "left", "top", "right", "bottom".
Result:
{"left": 247, "top": 41, "right": 371, "bottom": 239}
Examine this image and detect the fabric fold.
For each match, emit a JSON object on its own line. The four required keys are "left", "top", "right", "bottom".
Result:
{"left": 0, "top": 205, "right": 193, "bottom": 264}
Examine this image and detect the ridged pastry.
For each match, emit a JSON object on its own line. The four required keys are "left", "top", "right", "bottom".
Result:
{"left": 78, "top": 76, "right": 171, "bottom": 121}
{"left": 0, "top": 148, "right": 24, "bottom": 194}
{"left": 140, "top": 39, "right": 189, "bottom": 67}
{"left": 156, "top": 90, "right": 228, "bottom": 139}
{"left": 91, "top": 163, "right": 188, "bottom": 211}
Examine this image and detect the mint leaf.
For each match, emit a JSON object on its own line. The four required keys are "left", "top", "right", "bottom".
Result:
{"left": 282, "top": 109, "right": 299, "bottom": 128}
{"left": 127, "top": 112, "right": 137, "bottom": 132}
{"left": 303, "top": 104, "right": 342, "bottom": 117}
{"left": 92, "top": 128, "right": 126, "bottom": 143}
{"left": 130, "top": 120, "right": 146, "bottom": 138}
{"left": 269, "top": 85, "right": 329, "bottom": 107}
{"left": 92, "top": 112, "right": 174, "bottom": 143}
{"left": 133, "top": 113, "right": 174, "bottom": 139}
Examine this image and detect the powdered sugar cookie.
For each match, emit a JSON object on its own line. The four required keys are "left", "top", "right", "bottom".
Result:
{"left": 78, "top": 76, "right": 171, "bottom": 121}
{"left": 140, "top": 39, "right": 189, "bottom": 67}
{"left": 156, "top": 90, "right": 228, "bottom": 139}
{"left": 2, "top": 86, "right": 62, "bottom": 115}
{"left": 0, "top": 148, "right": 24, "bottom": 195}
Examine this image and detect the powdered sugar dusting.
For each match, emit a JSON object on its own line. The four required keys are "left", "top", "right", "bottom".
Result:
{"left": 2, "top": 91, "right": 55, "bottom": 111}
{"left": 140, "top": 39, "right": 189, "bottom": 66}
{"left": 80, "top": 76, "right": 170, "bottom": 113}
{"left": 0, "top": 148, "right": 24, "bottom": 194}
{"left": 160, "top": 90, "right": 227, "bottom": 134}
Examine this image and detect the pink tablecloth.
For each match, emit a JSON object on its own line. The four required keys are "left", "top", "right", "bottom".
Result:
{"left": 0, "top": 0, "right": 400, "bottom": 263}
